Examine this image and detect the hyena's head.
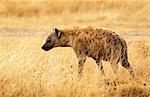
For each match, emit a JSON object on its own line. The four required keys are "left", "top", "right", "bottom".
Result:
{"left": 41, "top": 28, "right": 62, "bottom": 51}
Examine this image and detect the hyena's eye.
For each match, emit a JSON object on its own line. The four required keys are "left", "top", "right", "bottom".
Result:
{"left": 46, "top": 39, "right": 51, "bottom": 43}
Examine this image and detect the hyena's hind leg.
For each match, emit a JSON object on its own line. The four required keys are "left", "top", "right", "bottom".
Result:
{"left": 121, "top": 46, "right": 135, "bottom": 78}
{"left": 121, "top": 58, "right": 135, "bottom": 78}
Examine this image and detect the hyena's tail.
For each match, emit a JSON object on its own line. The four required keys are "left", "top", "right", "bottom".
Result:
{"left": 120, "top": 41, "right": 135, "bottom": 78}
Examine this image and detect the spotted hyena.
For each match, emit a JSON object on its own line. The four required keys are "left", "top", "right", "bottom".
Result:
{"left": 41, "top": 27, "right": 135, "bottom": 78}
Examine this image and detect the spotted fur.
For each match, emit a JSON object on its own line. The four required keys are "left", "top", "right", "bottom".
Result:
{"left": 42, "top": 27, "right": 135, "bottom": 78}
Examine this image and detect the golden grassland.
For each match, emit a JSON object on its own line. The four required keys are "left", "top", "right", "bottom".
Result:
{"left": 0, "top": 33, "right": 150, "bottom": 97}
{"left": 0, "top": 0, "right": 150, "bottom": 97}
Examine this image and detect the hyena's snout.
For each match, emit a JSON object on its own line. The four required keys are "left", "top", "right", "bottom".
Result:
{"left": 41, "top": 43, "right": 52, "bottom": 51}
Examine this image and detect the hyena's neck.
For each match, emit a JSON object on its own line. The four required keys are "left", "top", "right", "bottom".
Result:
{"left": 65, "top": 32, "right": 78, "bottom": 47}
{"left": 60, "top": 29, "right": 79, "bottom": 47}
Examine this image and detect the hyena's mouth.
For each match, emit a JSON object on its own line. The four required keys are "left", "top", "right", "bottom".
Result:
{"left": 41, "top": 45, "right": 53, "bottom": 51}
{"left": 43, "top": 48, "right": 50, "bottom": 51}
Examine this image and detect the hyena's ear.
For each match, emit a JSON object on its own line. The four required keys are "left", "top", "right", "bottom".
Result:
{"left": 53, "top": 28, "right": 61, "bottom": 39}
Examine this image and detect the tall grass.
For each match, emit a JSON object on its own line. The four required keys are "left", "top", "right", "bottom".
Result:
{"left": 0, "top": 31, "right": 150, "bottom": 97}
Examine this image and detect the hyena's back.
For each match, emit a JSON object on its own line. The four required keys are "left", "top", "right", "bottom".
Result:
{"left": 73, "top": 28, "right": 126, "bottom": 64}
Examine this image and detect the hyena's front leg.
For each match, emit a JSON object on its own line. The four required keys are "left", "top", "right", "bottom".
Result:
{"left": 77, "top": 56, "right": 86, "bottom": 79}
{"left": 74, "top": 42, "right": 87, "bottom": 80}
{"left": 96, "top": 59, "right": 104, "bottom": 76}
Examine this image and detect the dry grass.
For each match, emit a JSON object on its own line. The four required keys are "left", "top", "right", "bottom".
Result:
{"left": 0, "top": 0, "right": 150, "bottom": 97}
{"left": 0, "top": 31, "right": 150, "bottom": 97}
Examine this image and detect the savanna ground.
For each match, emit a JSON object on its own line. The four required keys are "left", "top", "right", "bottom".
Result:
{"left": 0, "top": 0, "right": 150, "bottom": 97}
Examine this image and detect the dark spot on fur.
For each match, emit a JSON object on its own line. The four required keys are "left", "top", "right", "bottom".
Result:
{"left": 121, "top": 55, "right": 124, "bottom": 59}
{"left": 114, "top": 81, "right": 116, "bottom": 86}
{"left": 79, "top": 50, "right": 82, "bottom": 54}
{"left": 116, "top": 59, "right": 120, "bottom": 64}
{"left": 143, "top": 83, "right": 146, "bottom": 86}
{"left": 122, "top": 62, "right": 130, "bottom": 68}
{"left": 122, "top": 59, "right": 128, "bottom": 67}
{"left": 71, "top": 33, "right": 74, "bottom": 35}
{"left": 109, "top": 49, "right": 111, "bottom": 53}
{"left": 104, "top": 57, "right": 108, "bottom": 61}
{"left": 107, "top": 38, "right": 111, "bottom": 43}
{"left": 92, "top": 56, "right": 97, "bottom": 60}
{"left": 100, "top": 65, "right": 103, "bottom": 70}
{"left": 89, "top": 54, "right": 92, "bottom": 57}
{"left": 79, "top": 39, "right": 83, "bottom": 42}
{"left": 120, "top": 41, "right": 123, "bottom": 45}
{"left": 96, "top": 33, "right": 98, "bottom": 36}
{"left": 89, "top": 40, "right": 91, "bottom": 43}
{"left": 107, "top": 82, "right": 110, "bottom": 86}
{"left": 92, "top": 38, "right": 95, "bottom": 41}
{"left": 85, "top": 49, "right": 89, "bottom": 54}
{"left": 124, "top": 42, "right": 127, "bottom": 45}
{"left": 102, "top": 33, "right": 105, "bottom": 35}
{"left": 85, "top": 51, "right": 88, "bottom": 55}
